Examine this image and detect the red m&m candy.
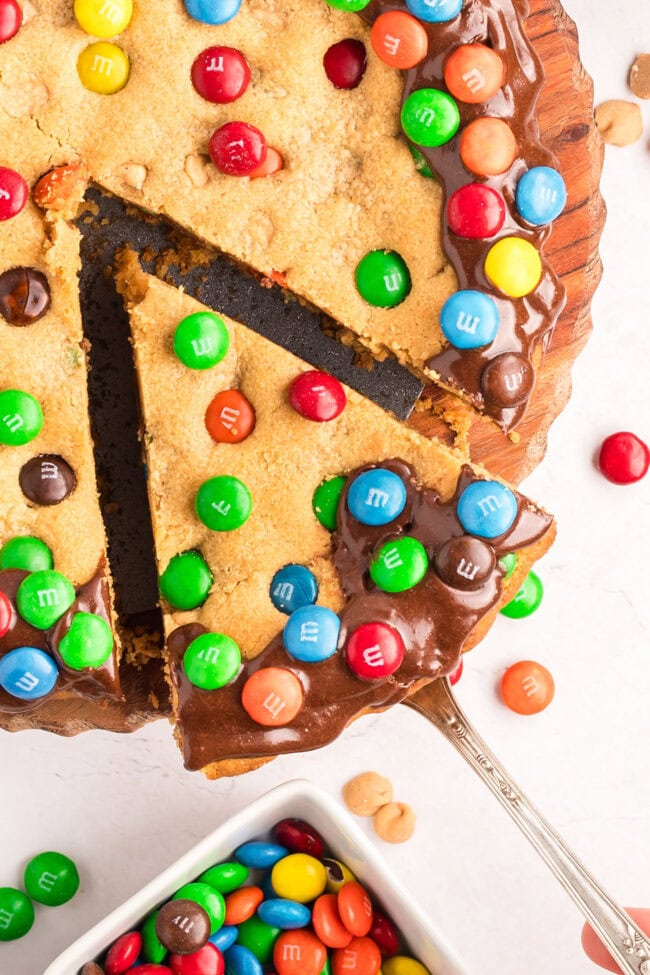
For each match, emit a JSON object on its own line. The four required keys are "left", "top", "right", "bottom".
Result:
{"left": 369, "top": 911, "right": 399, "bottom": 956}
{"left": 448, "top": 658, "right": 463, "bottom": 686}
{"left": 345, "top": 623, "right": 405, "bottom": 681}
{"left": 169, "top": 943, "right": 224, "bottom": 975}
{"left": 0, "top": 167, "right": 28, "bottom": 221}
{"left": 323, "top": 39, "right": 367, "bottom": 90}
{"left": 105, "top": 931, "right": 142, "bottom": 974}
{"left": 0, "top": 591, "right": 13, "bottom": 639}
{"left": 447, "top": 183, "right": 505, "bottom": 239}
{"left": 597, "top": 431, "right": 649, "bottom": 484}
{"left": 209, "top": 122, "right": 267, "bottom": 176}
{"left": 273, "top": 818, "right": 325, "bottom": 858}
{"left": 191, "top": 47, "right": 250, "bottom": 103}
{"left": 289, "top": 370, "right": 346, "bottom": 422}
{"left": 128, "top": 967, "right": 172, "bottom": 974}
{"left": 0, "top": 0, "right": 21, "bottom": 43}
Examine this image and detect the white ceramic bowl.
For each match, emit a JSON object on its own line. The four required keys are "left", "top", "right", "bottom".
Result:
{"left": 45, "top": 779, "right": 470, "bottom": 975}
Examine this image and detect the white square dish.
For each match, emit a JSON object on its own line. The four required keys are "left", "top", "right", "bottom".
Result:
{"left": 45, "top": 778, "right": 470, "bottom": 975}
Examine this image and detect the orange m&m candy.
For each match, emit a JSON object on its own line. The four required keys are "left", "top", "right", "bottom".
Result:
{"left": 459, "top": 117, "right": 518, "bottom": 176}
{"left": 250, "top": 147, "right": 284, "bottom": 179}
{"left": 224, "top": 885, "right": 264, "bottom": 925}
{"left": 500, "top": 660, "right": 554, "bottom": 715}
{"left": 241, "top": 667, "right": 304, "bottom": 726}
{"left": 274, "top": 929, "right": 327, "bottom": 975}
{"left": 312, "top": 894, "right": 353, "bottom": 949}
{"left": 444, "top": 43, "right": 505, "bottom": 104}
{"left": 333, "top": 937, "right": 382, "bottom": 975}
{"left": 338, "top": 882, "right": 373, "bottom": 937}
{"left": 370, "top": 11, "right": 428, "bottom": 70}
{"left": 205, "top": 389, "right": 255, "bottom": 444}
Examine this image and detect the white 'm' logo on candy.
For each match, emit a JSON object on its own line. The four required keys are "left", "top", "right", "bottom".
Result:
{"left": 38, "top": 873, "right": 58, "bottom": 893}
{"left": 283, "top": 945, "right": 301, "bottom": 961}
{"left": 15, "top": 672, "right": 39, "bottom": 693}
{"left": 91, "top": 55, "right": 113, "bottom": 76}
{"left": 455, "top": 311, "right": 480, "bottom": 335}
{"left": 37, "top": 588, "right": 59, "bottom": 608}
{"left": 341, "top": 949, "right": 357, "bottom": 970}
{"left": 415, "top": 107, "right": 436, "bottom": 127}
{"left": 173, "top": 915, "right": 194, "bottom": 932}
{"left": 383, "top": 34, "right": 401, "bottom": 56}
{"left": 274, "top": 582, "right": 294, "bottom": 601}
{"left": 503, "top": 371, "right": 524, "bottom": 392}
{"left": 0, "top": 189, "right": 9, "bottom": 200}
{"left": 198, "top": 646, "right": 221, "bottom": 665}
{"left": 366, "top": 488, "right": 389, "bottom": 508}
{"left": 0, "top": 909, "right": 13, "bottom": 930}
{"left": 362, "top": 646, "right": 385, "bottom": 668}
{"left": 207, "top": 56, "right": 225, "bottom": 73}
{"left": 461, "top": 67, "right": 485, "bottom": 94}
{"left": 41, "top": 462, "right": 59, "bottom": 479}
{"left": 219, "top": 406, "right": 240, "bottom": 429}
{"left": 477, "top": 495, "right": 502, "bottom": 517}
{"left": 383, "top": 273, "right": 402, "bottom": 292}
{"left": 300, "top": 622, "right": 319, "bottom": 643}
{"left": 539, "top": 186, "right": 557, "bottom": 203}
{"left": 263, "top": 693, "right": 286, "bottom": 719}
{"left": 522, "top": 676, "right": 539, "bottom": 697}
{"left": 99, "top": 1, "right": 123, "bottom": 23}
{"left": 191, "top": 337, "right": 214, "bottom": 357}
{"left": 211, "top": 501, "right": 232, "bottom": 517}
{"left": 382, "top": 547, "right": 403, "bottom": 570}
{"left": 456, "top": 558, "right": 480, "bottom": 581}
{"left": 3, "top": 413, "right": 24, "bottom": 432}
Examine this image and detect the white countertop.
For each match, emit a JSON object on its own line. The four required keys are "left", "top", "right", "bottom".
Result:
{"left": 2, "top": 2, "right": 650, "bottom": 973}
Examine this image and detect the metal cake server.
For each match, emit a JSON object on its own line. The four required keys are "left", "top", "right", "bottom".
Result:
{"left": 405, "top": 678, "right": 650, "bottom": 975}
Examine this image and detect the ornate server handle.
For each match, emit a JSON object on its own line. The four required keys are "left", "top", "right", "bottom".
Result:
{"left": 405, "top": 679, "right": 650, "bottom": 975}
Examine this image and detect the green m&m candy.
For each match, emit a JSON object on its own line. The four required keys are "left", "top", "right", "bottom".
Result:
{"left": 197, "top": 861, "right": 249, "bottom": 894}
{"left": 0, "top": 389, "right": 43, "bottom": 446}
{"left": 312, "top": 475, "right": 346, "bottom": 531}
{"left": 500, "top": 570, "right": 543, "bottom": 619}
{"left": 237, "top": 915, "right": 280, "bottom": 964}
{"left": 355, "top": 250, "right": 411, "bottom": 308}
{"left": 24, "top": 851, "right": 80, "bottom": 906}
{"left": 17, "top": 570, "right": 75, "bottom": 629}
{"left": 401, "top": 88, "right": 460, "bottom": 147}
{"left": 142, "top": 911, "right": 168, "bottom": 964}
{"left": 58, "top": 612, "right": 114, "bottom": 670}
{"left": 173, "top": 311, "right": 230, "bottom": 370}
{"left": 499, "top": 552, "right": 518, "bottom": 580}
{"left": 160, "top": 551, "right": 213, "bottom": 610}
{"left": 195, "top": 475, "right": 252, "bottom": 532}
{"left": 409, "top": 145, "right": 436, "bottom": 179}
{"left": 370, "top": 536, "right": 429, "bottom": 593}
{"left": 173, "top": 882, "right": 225, "bottom": 934}
{"left": 183, "top": 632, "right": 241, "bottom": 690}
{"left": 0, "top": 535, "right": 53, "bottom": 572}
{"left": 0, "top": 887, "right": 34, "bottom": 941}
{"left": 323, "top": 0, "right": 371, "bottom": 10}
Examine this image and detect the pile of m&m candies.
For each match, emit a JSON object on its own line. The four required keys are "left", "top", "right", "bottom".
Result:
{"left": 0, "top": 851, "right": 79, "bottom": 941}
{"left": 0, "top": 535, "right": 114, "bottom": 702}
{"left": 80, "top": 818, "right": 431, "bottom": 975}
{"left": 74, "top": 0, "right": 134, "bottom": 95}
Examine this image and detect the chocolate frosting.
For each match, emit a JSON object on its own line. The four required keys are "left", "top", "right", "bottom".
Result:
{"left": 168, "top": 461, "right": 552, "bottom": 771}
{"left": 0, "top": 561, "right": 122, "bottom": 713}
{"left": 359, "top": 0, "right": 566, "bottom": 430}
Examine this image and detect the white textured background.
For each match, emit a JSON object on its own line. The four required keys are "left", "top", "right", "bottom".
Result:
{"left": 2, "top": 1, "right": 650, "bottom": 973}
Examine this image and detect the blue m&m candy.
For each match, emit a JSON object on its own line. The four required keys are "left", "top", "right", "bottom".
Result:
{"left": 440, "top": 290, "right": 500, "bottom": 350}
{"left": 258, "top": 898, "right": 311, "bottom": 930}
{"left": 209, "top": 925, "right": 238, "bottom": 952}
{"left": 347, "top": 469, "right": 407, "bottom": 526}
{"left": 0, "top": 646, "right": 58, "bottom": 700}
{"left": 457, "top": 481, "right": 518, "bottom": 538}
{"left": 184, "top": 0, "right": 242, "bottom": 24}
{"left": 283, "top": 605, "right": 341, "bottom": 663}
{"left": 225, "top": 945, "right": 263, "bottom": 975}
{"left": 235, "top": 842, "right": 288, "bottom": 869}
{"left": 515, "top": 166, "right": 566, "bottom": 226}
{"left": 406, "top": 0, "right": 462, "bottom": 22}
{"left": 270, "top": 565, "right": 318, "bottom": 615}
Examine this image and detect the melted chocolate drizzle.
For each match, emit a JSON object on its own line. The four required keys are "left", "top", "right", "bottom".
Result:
{"left": 359, "top": 0, "right": 566, "bottom": 430}
{"left": 0, "top": 561, "right": 122, "bottom": 713}
{"left": 169, "top": 461, "right": 552, "bottom": 771}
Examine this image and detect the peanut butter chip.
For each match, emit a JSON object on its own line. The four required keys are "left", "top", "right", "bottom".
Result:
{"left": 121, "top": 163, "right": 148, "bottom": 191}
{"left": 342, "top": 771, "right": 393, "bottom": 817}
{"left": 630, "top": 55, "right": 650, "bottom": 99}
{"left": 185, "top": 154, "right": 210, "bottom": 188}
{"left": 373, "top": 802, "right": 416, "bottom": 844}
{"left": 0, "top": 79, "right": 49, "bottom": 118}
{"left": 595, "top": 100, "right": 643, "bottom": 146}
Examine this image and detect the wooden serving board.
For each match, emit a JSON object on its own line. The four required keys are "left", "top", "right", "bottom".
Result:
{"left": 408, "top": 0, "right": 605, "bottom": 484}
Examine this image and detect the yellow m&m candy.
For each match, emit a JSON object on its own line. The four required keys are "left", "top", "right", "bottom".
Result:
{"left": 74, "top": 0, "right": 133, "bottom": 37}
{"left": 383, "top": 957, "right": 431, "bottom": 975}
{"left": 77, "top": 42, "right": 130, "bottom": 94}
{"left": 271, "top": 853, "right": 327, "bottom": 904}
{"left": 484, "top": 237, "right": 542, "bottom": 298}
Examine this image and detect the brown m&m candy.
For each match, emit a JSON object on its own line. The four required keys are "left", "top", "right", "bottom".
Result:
{"left": 19, "top": 455, "right": 77, "bottom": 505}
{"left": 80, "top": 964, "right": 104, "bottom": 975}
{"left": 481, "top": 352, "right": 534, "bottom": 408}
{"left": 0, "top": 267, "right": 51, "bottom": 325}
{"left": 434, "top": 536, "right": 496, "bottom": 591}
{"left": 155, "top": 898, "right": 211, "bottom": 955}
